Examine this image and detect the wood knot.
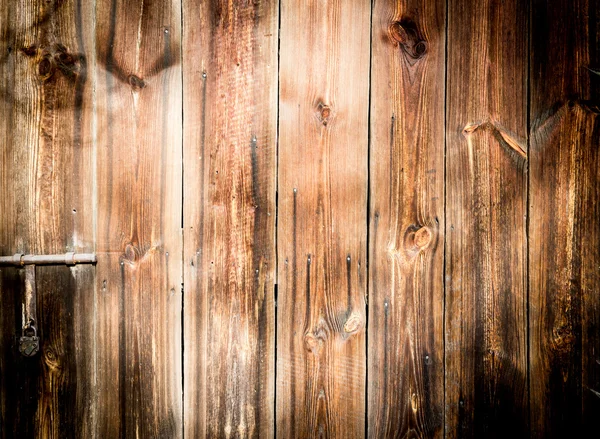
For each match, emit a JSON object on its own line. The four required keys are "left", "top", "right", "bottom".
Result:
{"left": 411, "top": 393, "right": 418, "bottom": 413}
{"left": 26, "top": 44, "right": 82, "bottom": 81}
{"left": 343, "top": 312, "right": 363, "bottom": 335}
{"left": 304, "top": 333, "right": 322, "bottom": 355}
{"left": 124, "top": 244, "right": 139, "bottom": 264}
{"left": 38, "top": 55, "right": 55, "bottom": 80}
{"left": 552, "top": 324, "right": 574, "bottom": 350}
{"left": 389, "top": 21, "right": 408, "bottom": 43}
{"left": 389, "top": 19, "right": 427, "bottom": 60}
{"left": 55, "top": 50, "right": 81, "bottom": 78}
{"left": 414, "top": 227, "right": 432, "bottom": 249}
{"left": 462, "top": 121, "right": 480, "bottom": 135}
{"left": 304, "top": 317, "right": 330, "bottom": 355}
{"left": 414, "top": 41, "right": 428, "bottom": 57}
{"left": 56, "top": 51, "right": 76, "bottom": 68}
{"left": 128, "top": 74, "right": 146, "bottom": 90}
{"left": 20, "top": 45, "right": 38, "bottom": 57}
{"left": 316, "top": 102, "right": 332, "bottom": 126}
{"left": 403, "top": 224, "right": 434, "bottom": 255}
{"left": 44, "top": 348, "right": 61, "bottom": 370}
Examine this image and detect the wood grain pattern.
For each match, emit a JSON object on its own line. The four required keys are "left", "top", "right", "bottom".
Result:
{"left": 277, "top": 0, "right": 370, "bottom": 436}
{"left": 529, "top": 0, "right": 600, "bottom": 436}
{"left": 0, "top": 0, "right": 96, "bottom": 436}
{"left": 368, "top": 0, "right": 445, "bottom": 437}
{"left": 445, "top": 0, "right": 528, "bottom": 436}
{"left": 182, "top": 0, "right": 278, "bottom": 437}
{"left": 94, "top": 0, "right": 183, "bottom": 436}
{"left": 3, "top": 1, "right": 600, "bottom": 436}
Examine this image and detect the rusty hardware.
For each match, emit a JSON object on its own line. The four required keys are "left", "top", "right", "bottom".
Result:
{"left": 0, "top": 253, "right": 96, "bottom": 357}
{"left": 0, "top": 252, "right": 97, "bottom": 266}
{"left": 19, "top": 265, "right": 39, "bottom": 357}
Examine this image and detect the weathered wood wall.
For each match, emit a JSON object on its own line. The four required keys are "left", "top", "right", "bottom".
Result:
{"left": 277, "top": 1, "right": 369, "bottom": 437}
{"left": 368, "top": 0, "right": 445, "bottom": 436}
{"left": 182, "top": 1, "right": 277, "bottom": 436}
{"left": 1, "top": 0, "right": 97, "bottom": 436}
{"left": 1, "top": 0, "right": 599, "bottom": 437}
{"left": 445, "top": 0, "right": 528, "bottom": 436}
{"left": 530, "top": 0, "right": 600, "bottom": 436}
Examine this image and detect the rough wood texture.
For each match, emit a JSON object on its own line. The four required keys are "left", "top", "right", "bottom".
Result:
{"left": 0, "top": 0, "right": 96, "bottom": 436}
{"left": 277, "top": 0, "right": 370, "bottom": 436}
{"left": 368, "top": 0, "right": 446, "bottom": 437}
{"left": 529, "top": 0, "right": 600, "bottom": 436}
{"left": 3, "top": 1, "right": 600, "bottom": 436}
{"left": 445, "top": 0, "right": 528, "bottom": 436}
{"left": 182, "top": 1, "right": 278, "bottom": 437}
{"left": 94, "top": 0, "right": 183, "bottom": 436}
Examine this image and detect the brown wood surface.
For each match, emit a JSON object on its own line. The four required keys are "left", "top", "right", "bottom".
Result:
{"left": 94, "top": 0, "right": 183, "bottom": 436}
{"left": 0, "top": 0, "right": 96, "bottom": 436}
{"left": 368, "top": 0, "right": 446, "bottom": 437}
{"left": 277, "top": 0, "right": 370, "bottom": 436}
{"left": 2, "top": 0, "right": 600, "bottom": 437}
{"left": 182, "top": 0, "right": 278, "bottom": 437}
{"left": 445, "top": 0, "right": 529, "bottom": 437}
{"left": 529, "top": 0, "right": 600, "bottom": 436}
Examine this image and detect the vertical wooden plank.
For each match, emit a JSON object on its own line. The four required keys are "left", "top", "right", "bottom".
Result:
{"left": 95, "top": 0, "right": 183, "bottom": 436}
{"left": 530, "top": 0, "right": 600, "bottom": 436}
{"left": 182, "top": 0, "right": 278, "bottom": 436}
{"left": 368, "top": 0, "right": 445, "bottom": 436}
{"left": 445, "top": 0, "right": 528, "bottom": 436}
{"left": 277, "top": 1, "right": 370, "bottom": 436}
{"left": 0, "top": 0, "right": 96, "bottom": 436}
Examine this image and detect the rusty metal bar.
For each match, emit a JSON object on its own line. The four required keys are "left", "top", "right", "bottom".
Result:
{"left": 19, "top": 264, "right": 39, "bottom": 357}
{"left": 23, "top": 264, "right": 36, "bottom": 327}
{"left": 0, "top": 252, "right": 97, "bottom": 266}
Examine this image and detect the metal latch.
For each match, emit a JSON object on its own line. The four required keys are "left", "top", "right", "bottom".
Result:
{"left": 0, "top": 253, "right": 96, "bottom": 357}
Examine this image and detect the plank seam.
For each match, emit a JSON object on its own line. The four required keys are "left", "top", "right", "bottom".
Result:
{"left": 526, "top": 0, "right": 531, "bottom": 435}
{"left": 443, "top": 0, "right": 449, "bottom": 436}
{"left": 180, "top": 0, "right": 185, "bottom": 437}
{"left": 274, "top": 0, "right": 282, "bottom": 436}
{"left": 365, "top": 0, "right": 375, "bottom": 437}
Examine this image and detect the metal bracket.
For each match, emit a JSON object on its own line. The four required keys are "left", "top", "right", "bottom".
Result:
{"left": 0, "top": 253, "right": 96, "bottom": 357}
